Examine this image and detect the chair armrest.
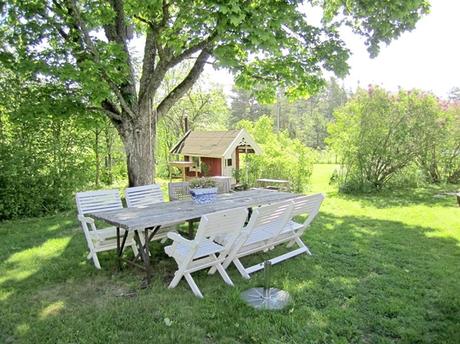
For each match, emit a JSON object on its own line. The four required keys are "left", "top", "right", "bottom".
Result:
{"left": 167, "top": 232, "right": 191, "bottom": 245}
{"left": 78, "top": 215, "right": 95, "bottom": 225}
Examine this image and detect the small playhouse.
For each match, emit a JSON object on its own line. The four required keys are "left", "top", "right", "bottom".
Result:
{"left": 169, "top": 129, "right": 262, "bottom": 183}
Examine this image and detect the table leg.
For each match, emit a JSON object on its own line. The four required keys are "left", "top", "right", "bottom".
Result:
{"left": 116, "top": 227, "right": 129, "bottom": 271}
{"left": 133, "top": 230, "right": 152, "bottom": 285}
{"left": 116, "top": 227, "right": 121, "bottom": 271}
{"left": 188, "top": 220, "right": 194, "bottom": 239}
{"left": 144, "top": 228, "right": 151, "bottom": 283}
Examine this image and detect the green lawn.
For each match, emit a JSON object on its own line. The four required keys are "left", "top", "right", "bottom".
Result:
{"left": 1, "top": 165, "right": 459, "bottom": 343}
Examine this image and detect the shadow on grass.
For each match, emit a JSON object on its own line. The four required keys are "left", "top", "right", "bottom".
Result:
{"left": 0, "top": 210, "right": 459, "bottom": 343}
{"left": 259, "top": 211, "right": 460, "bottom": 343}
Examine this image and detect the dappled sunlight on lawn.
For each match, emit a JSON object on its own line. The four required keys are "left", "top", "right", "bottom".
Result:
{"left": 0, "top": 165, "right": 458, "bottom": 343}
{"left": 0, "top": 290, "right": 13, "bottom": 301}
{"left": 15, "top": 323, "right": 30, "bottom": 337}
{"left": 0, "top": 237, "right": 72, "bottom": 286}
{"left": 45, "top": 221, "right": 74, "bottom": 231}
{"left": 39, "top": 301, "right": 65, "bottom": 320}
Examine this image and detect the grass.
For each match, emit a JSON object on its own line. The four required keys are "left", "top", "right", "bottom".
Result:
{"left": 1, "top": 164, "right": 459, "bottom": 343}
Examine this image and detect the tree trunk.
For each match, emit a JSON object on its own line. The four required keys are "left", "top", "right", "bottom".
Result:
{"left": 94, "top": 128, "right": 101, "bottom": 187}
{"left": 117, "top": 104, "right": 155, "bottom": 187}
{"left": 104, "top": 124, "right": 113, "bottom": 185}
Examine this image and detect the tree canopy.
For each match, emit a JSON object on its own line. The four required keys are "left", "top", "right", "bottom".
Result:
{"left": 0, "top": 0, "right": 430, "bottom": 184}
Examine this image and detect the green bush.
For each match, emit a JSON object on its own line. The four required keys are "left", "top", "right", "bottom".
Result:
{"left": 236, "top": 116, "right": 315, "bottom": 192}
{"left": 327, "top": 87, "right": 454, "bottom": 192}
{"left": 0, "top": 77, "right": 127, "bottom": 219}
{"left": 0, "top": 114, "right": 92, "bottom": 219}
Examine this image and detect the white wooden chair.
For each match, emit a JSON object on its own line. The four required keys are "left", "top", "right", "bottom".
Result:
{"left": 125, "top": 184, "right": 164, "bottom": 207}
{"left": 214, "top": 200, "right": 295, "bottom": 279}
{"left": 76, "top": 189, "right": 138, "bottom": 269}
{"left": 125, "top": 184, "right": 178, "bottom": 241}
{"left": 274, "top": 193, "right": 325, "bottom": 257}
{"left": 164, "top": 207, "right": 248, "bottom": 298}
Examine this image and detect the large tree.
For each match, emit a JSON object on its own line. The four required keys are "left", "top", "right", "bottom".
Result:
{"left": 0, "top": 0, "right": 429, "bottom": 185}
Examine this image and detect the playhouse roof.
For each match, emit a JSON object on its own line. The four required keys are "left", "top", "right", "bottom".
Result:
{"left": 170, "top": 128, "right": 262, "bottom": 158}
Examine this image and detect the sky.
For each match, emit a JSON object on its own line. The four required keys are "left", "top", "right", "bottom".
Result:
{"left": 205, "top": 0, "right": 460, "bottom": 98}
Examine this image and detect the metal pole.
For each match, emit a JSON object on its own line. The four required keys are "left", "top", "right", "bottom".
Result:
{"left": 263, "top": 261, "right": 272, "bottom": 299}
{"left": 240, "top": 259, "right": 290, "bottom": 310}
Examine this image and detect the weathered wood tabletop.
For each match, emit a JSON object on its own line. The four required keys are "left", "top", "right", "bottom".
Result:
{"left": 89, "top": 189, "right": 300, "bottom": 230}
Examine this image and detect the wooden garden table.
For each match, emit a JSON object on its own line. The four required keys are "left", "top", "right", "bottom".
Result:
{"left": 88, "top": 189, "right": 300, "bottom": 285}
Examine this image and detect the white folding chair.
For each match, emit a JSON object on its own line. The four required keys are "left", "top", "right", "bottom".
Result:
{"left": 76, "top": 189, "right": 138, "bottom": 269}
{"left": 125, "top": 184, "right": 164, "bottom": 207}
{"left": 164, "top": 207, "right": 248, "bottom": 298}
{"left": 215, "top": 200, "right": 294, "bottom": 279}
{"left": 125, "top": 184, "right": 178, "bottom": 241}
{"left": 274, "top": 193, "right": 325, "bottom": 257}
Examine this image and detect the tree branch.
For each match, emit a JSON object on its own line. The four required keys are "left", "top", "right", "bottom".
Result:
{"left": 168, "top": 32, "right": 217, "bottom": 67}
{"left": 85, "top": 100, "right": 123, "bottom": 122}
{"left": 134, "top": 15, "right": 155, "bottom": 29}
{"left": 156, "top": 48, "right": 211, "bottom": 119}
{"left": 104, "top": 0, "right": 138, "bottom": 109}
{"left": 139, "top": 29, "right": 157, "bottom": 101}
{"left": 65, "top": 0, "right": 136, "bottom": 119}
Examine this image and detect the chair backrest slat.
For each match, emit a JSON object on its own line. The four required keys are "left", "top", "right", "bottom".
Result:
{"left": 125, "top": 184, "right": 164, "bottom": 208}
{"left": 76, "top": 189, "right": 122, "bottom": 215}
{"left": 250, "top": 200, "right": 294, "bottom": 230}
{"left": 195, "top": 208, "right": 248, "bottom": 244}
{"left": 291, "top": 193, "right": 325, "bottom": 226}
{"left": 168, "top": 182, "right": 191, "bottom": 201}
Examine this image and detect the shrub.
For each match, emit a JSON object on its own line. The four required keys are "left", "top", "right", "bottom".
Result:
{"left": 189, "top": 177, "right": 216, "bottom": 189}
{"left": 236, "top": 116, "right": 315, "bottom": 192}
{"left": 327, "top": 87, "right": 447, "bottom": 192}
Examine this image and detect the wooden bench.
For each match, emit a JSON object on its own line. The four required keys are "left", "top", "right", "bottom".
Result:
{"left": 256, "top": 178, "right": 290, "bottom": 191}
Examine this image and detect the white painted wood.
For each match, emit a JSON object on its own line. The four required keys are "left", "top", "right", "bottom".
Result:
{"left": 219, "top": 193, "right": 325, "bottom": 278}
{"left": 244, "top": 247, "right": 308, "bottom": 274}
{"left": 164, "top": 207, "right": 248, "bottom": 298}
{"left": 125, "top": 184, "right": 164, "bottom": 207}
{"left": 125, "top": 184, "right": 178, "bottom": 242}
{"left": 222, "top": 150, "right": 236, "bottom": 181}
{"left": 214, "top": 200, "right": 294, "bottom": 279}
{"left": 223, "top": 128, "right": 262, "bottom": 158}
{"left": 75, "top": 189, "right": 139, "bottom": 269}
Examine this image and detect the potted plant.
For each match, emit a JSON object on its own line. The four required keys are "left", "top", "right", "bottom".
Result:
{"left": 189, "top": 178, "right": 218, "bottom": 204}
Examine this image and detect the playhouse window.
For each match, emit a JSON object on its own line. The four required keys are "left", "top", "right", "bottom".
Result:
{"left": 226, "top": 158, "right": 232, "bottom": 167}
{"left": 190, "top": 156, "right": 201, "bottom": 171}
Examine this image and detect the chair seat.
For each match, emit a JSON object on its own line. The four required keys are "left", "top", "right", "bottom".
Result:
{"left": 89, "top": 226, "right": 119, "bottom": 240}
{"left": 165, "top": 239, "right": 224, "bottom": 260}
{"left": 244, "top": 227, "right": 276, "bottom": 246}
{"left": 216, "top": 223, "right": 282, "bottom": 247}
{"left": 281, "top": 220, "right": 303, "bottom": 234}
